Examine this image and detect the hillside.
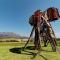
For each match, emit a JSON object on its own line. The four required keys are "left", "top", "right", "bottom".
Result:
{"left": 0, "top": 32, "right": 28, "bottom": 42}
{"left": 0, "top": 32, "right": 28, "bottom": 38}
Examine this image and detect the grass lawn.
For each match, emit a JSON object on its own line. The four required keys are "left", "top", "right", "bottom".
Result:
{"left": 0, "top": 42, "right": 60, "bottom": 60}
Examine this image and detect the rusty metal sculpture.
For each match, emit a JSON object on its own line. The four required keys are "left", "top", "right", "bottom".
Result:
{"left": 23, "top": 7, "right": 60, "bottom": 52}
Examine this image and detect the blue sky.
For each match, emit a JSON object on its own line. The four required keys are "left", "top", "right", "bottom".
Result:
{"left": 0, "top": 0, "right": 60, "bottom": 38}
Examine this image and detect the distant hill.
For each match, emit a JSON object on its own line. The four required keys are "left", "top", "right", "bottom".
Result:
{"left": 0, "top": 32, "right": 59, "bottom": 40}
{"left": 0, "top": 32, "right": 28, "bottom": 39}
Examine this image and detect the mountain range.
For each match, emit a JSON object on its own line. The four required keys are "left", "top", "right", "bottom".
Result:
{"left": 0, "top": 32, "right": 28, "bottom": 39}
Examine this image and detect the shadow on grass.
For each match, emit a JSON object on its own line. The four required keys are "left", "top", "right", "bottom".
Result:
{"left": 42, "top": 49, "right": 52, "bottom": 52}
{"left": 9, "top": 48, "right": 22, "bottom": 54}
{"left": 39, "top": 55, "right": 47, "bottom": 60}
{"left": 9, "top": 46, "right": 35, "bottom": 54}
{"left": 9, "top": 46, "right": 48, "bottom": 60}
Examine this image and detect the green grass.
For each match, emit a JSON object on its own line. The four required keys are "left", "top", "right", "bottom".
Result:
{"left": 0, "top": 42, "right": 60, "bottom": 60}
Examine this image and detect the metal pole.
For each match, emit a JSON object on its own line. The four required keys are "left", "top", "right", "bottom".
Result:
{"left": 23, "top": 26, "right": 34, "bottom": 50}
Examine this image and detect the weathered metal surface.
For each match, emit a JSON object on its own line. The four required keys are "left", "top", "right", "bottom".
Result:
{"left": 47, "top": 7, "right": 59, "bottom": 21}
{"left": 29, "top": 10, "right": 43, "bottom": 26}
{"left": 26, "top": 9, "right": 59, "bottom": 52}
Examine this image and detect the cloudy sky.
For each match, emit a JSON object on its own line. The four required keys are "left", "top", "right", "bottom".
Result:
{"left": 0, "top": 0, "right": 60, "bottom": 38}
